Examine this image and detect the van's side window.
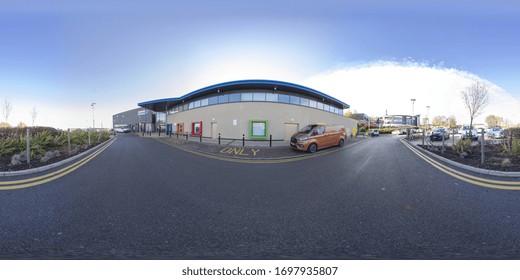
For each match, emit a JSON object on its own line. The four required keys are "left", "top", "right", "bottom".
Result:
{"left": 316, "top": 126, "right": 325, "bottom": 135}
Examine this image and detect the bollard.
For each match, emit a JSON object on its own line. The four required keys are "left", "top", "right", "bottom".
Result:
{"left": 441, "top": 133, "right": 445, "bottom": 154}
{"left": 88, "top": 128, "right": 91, "bottom": 146}
{"left": 270, "top": 134, "right": 272, "bottom": 147}
{"left": 242, "top": 134, "right": 245, "bottom": 146}
{"left": 186, "top": 133, "right": 188, "bottom": 141}
{"left": 218, "top": 133, "right": 221, "bottom": 145}
{"left": 26, "top": 128, "right": 30, "bottom": 164}
{"left": 452, "top": 130, "right": 455, "bottom": 146}
{"left": 422, "top": 130, "right": 425, "bottom": 146}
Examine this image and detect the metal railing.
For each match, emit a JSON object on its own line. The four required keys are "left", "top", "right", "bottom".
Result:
{"left": 162, "top": 131, "right": 284, "bottom": 147}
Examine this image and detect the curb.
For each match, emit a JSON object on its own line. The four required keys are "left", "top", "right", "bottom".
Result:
{"left": 0, "top": 138, "right": 116, "bottom": 177}
{"left": 403, "top": 139, "right": 520, "bottom": 178}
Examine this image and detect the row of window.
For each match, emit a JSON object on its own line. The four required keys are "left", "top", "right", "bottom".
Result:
{"left": 167, "top": 92, "right": 343, "bottom": 115}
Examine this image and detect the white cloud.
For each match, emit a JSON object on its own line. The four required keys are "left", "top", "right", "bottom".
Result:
{"left": 302, "top": 62, "right": 520, "bottom": 126}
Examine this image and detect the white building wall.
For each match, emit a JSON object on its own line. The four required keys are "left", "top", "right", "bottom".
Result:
{"left": 167, "top": 102, "right": 357, "bottom": 140}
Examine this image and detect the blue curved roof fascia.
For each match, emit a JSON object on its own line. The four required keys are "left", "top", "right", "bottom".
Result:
{"left": 138, "top": 79, "right": 349, "bottom": 111}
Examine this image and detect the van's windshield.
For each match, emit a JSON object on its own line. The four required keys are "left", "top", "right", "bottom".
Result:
{"left": 299, "top": 125, "right": 317, "bottom": 134}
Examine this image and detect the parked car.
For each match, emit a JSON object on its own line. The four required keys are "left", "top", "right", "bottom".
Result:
{"left": 290, "top": 123, "right": 346, "bottom": 153}
{"left": 391, "top": 130, "right": 402, "bottom": 135}
{"left": 370, "top": 129, "right": 380, "bottom": 137}
{"left": 460, "top": 126, "right": 479, "bottom": 140}
{"left": 430, "top": 128, "right": 450, "bottom": 141}
{"left": 487, "top": 127, "right": 504, "bottom": 139}
{"left": 115, "top": 127, "right": 131, "bottom": 133}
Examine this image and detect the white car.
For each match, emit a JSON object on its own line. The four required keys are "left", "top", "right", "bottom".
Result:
{"left": 115, "top": 127, "right": 131, "bottom": 133}
{"left": 460, "top": 126, "right": 479, "bottom": 140}
{"left": 487, "top": 127, "right": 504, "bottom": 139}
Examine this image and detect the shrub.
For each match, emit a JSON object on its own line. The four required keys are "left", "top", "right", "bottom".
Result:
{"left": 452, "top": 139, "right": 472, "bottom": 154}
{"left": 0, "top": 137, "right": 25, "bottom": 157}
{"left": 504, "top": 128, "right": 520, "bottom": 139}
{"left": 1, "top": 128, "right": 110, "bottom": 159}
{"left": 30, "top": 130, "right": 58, "bottom": 157}
{"left": 503, "top": 138, "right": 520, "bottom": 157}
{"left": 70, "top": 130, "right": 89, "bottom": 146}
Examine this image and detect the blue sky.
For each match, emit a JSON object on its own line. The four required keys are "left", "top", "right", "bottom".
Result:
{"left": 1, "top": 0, "right": 519, "bottom": 128}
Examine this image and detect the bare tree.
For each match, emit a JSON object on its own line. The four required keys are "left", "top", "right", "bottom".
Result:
{"left": 1, "top": 97, "right": 12, "bottom": 124}
{"left": 31, "top": 107, "right": 38, "bottom": 126}
{"left": 461, "top": 80, "right": 489, "bottom": 137}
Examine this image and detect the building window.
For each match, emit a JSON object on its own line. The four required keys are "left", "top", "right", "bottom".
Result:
{"left": 278, "top": 94, "right": 290, "bottom": 103}
{"left": 218, "top": 94, "right": 229, "bottom": 103}
{"left": 241, "top": 93, "right": 253, "bottom": 101}
{"left": 253, "top": 92, "right": 266, "bottom": 101}
{"left": 265, "top": 93, "right": 278, "bottom": 102}
{"left": 191, "top": 121, "right": 202, "bottom": 136}
{"left": 249, "top": 120, "right": 268, "bottom": 139}
{"left": 229, "top": 93, "right": 241, "bottom": 102}
{"left": 165, "top": 90, "right": 344, "bottom": 117}
{"left": 209, "top": 96, "right": 219, "bottom": 105}
{"left": 289, "top": 95, "right": 300, "bottom": 105}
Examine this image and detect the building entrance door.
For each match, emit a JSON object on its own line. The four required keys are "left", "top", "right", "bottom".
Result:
{"left": 211, "top": 122, "right": 218, "bottom": 139}
{"left": 284, "top": 123, "right": 299, "bottom": 141}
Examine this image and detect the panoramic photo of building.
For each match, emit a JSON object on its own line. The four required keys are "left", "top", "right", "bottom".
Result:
{"left": 137, "top": 80, "right": 357, "bottom": 140}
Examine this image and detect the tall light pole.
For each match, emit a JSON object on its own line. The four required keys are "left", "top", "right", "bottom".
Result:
{"left": 426, "top": 105, "right": 430, "bottom": 129}
{"left": 410, "top": 98, "right": 416, "bottom": 126}
{"left": 91, "top": 103, "right": 96, "bottom": 128}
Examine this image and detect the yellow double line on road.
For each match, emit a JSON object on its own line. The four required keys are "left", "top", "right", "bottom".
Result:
{"left": 402, "top": 140, "right": 520, "bottom": 190}
{"left": 0, "top": 138, "right": 116, "bottom": 190}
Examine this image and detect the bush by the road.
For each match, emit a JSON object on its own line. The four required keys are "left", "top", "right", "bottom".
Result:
{"left": 0, "top": 127, "right": 110, "bottom": 158}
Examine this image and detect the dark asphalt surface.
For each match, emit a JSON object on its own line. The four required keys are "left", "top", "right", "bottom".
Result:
{"left": 1, "top": 133, "right": 520, "bottom": 259}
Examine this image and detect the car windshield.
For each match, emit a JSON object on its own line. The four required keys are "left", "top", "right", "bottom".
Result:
{"left": 433, "top": 128, "right": 444, "bottom": 133}
{"left": 299, "top": 125, "right": 317, "bottom": 133}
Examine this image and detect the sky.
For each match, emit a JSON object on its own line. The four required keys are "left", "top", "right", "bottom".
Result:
{"left": 1, "top": 0, "right": 519, "bottom": 129}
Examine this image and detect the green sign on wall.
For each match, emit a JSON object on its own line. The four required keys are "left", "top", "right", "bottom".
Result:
{"left": 249, "top": 120, "right": 268, "bottom": 139}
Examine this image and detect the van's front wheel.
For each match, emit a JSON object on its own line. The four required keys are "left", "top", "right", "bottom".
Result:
{"left": 338, "top": 139, "right": 344, "bottom": 147}
{"left": 308, "top": 143, "right": 317, "bottom": 153}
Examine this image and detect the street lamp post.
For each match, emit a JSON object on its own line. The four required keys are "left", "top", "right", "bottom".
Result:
{"left": 426, "top": 105, "right": 430, "bottom": 130}
{"left": 410, "top": 99, "right": 416, "bottom": 126}
{"left": 91, "top": 103, "right": 96, "bottom": 129}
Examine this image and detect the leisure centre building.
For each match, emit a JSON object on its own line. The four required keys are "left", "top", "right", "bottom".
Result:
{"left": 137, "top": 80, "right": 357, "bottom": 141}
